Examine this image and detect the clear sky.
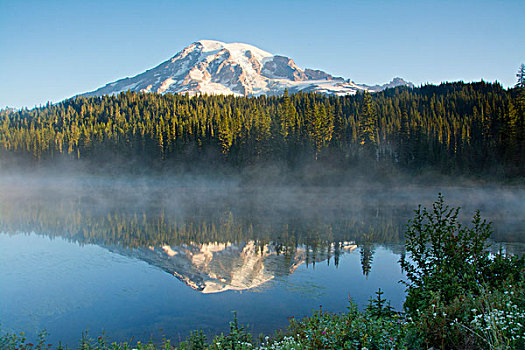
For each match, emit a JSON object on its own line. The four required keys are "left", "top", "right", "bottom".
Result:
{"left": 1, "top": 0, "right": 524, "bottom": 109}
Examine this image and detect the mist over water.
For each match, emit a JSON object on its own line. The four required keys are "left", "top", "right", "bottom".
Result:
{"left": 1, "top": 171, "right": 522, "bottom": 244}
{"left": 0, "top": 170, "right": 523, "bottom": 346}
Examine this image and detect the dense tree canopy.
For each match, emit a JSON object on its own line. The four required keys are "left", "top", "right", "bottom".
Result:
{"left": 0, "top": 81, "right": 523, "bottom": 177}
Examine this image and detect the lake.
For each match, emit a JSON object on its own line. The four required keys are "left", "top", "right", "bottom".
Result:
{"left": 0, "top": 175, "right": 523, "bottom": 347}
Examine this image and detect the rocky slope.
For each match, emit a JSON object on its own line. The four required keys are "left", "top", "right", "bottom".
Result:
{"left": 83, "top": 40, "right": 413, "bottom": 98}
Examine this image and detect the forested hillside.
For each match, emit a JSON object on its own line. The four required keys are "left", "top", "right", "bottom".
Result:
{"left": 1, "top": 82, "right": 523, "bottom": 177}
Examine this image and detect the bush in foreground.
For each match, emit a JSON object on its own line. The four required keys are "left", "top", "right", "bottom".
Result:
{"left": 400, "top": 194, "right": 524, "bottom": 349}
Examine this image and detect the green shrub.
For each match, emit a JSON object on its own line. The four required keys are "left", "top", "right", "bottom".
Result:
{"left": 400, "top": 194, "right": 525, "bottom": 349}
{"left": 209, "top": 312, "right": 253, "bottom": 350}
{"left": 286, "top": 298, "right": 408, "bottom": 350}
{"left": 178, "top": 330, "right": 207, "bottom": 350}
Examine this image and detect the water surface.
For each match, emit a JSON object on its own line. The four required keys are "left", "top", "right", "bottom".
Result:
{"left": 0, "top": 176, "right": 523, "bottom": 346}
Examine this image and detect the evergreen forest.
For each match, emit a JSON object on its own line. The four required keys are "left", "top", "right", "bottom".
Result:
{"left": 1, "top": 81, "right": 524, "bottom": 178}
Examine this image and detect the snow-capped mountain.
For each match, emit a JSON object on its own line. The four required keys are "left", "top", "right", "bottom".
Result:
{"left": 83, "top": 40, "right": 413, "bottom": 98}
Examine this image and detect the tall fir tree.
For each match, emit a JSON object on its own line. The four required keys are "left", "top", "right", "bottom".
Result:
{"left": 358, "top": 91, "right": 377, "bottom": 153}
{"left": 516, "top": 63, "right": 525, "bottom": 88}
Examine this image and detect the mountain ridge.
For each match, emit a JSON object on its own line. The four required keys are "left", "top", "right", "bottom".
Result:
{"left": 82, "top": 40, "right": 413, "bottom": 98}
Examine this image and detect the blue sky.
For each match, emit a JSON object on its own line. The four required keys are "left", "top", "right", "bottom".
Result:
{"left": 1, "top": 0, "right": 524, "bottom": 109}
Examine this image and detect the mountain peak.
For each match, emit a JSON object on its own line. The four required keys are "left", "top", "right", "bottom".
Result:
{"left": 193, "top": 40, "right": 273, "bottom": 58}
{"left": 82, "top": 40, "right": 413, "bottom": 98}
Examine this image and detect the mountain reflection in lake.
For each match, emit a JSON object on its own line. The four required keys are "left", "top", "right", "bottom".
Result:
{"left": 0, "top": 175, "right": 523, "bottom": 346}
{"left": 107, "top": 241, "right": 357, "bottom": 294}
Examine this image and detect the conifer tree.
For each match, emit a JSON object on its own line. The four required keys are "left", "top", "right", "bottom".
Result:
{"left": 280, "top": 89, "right": 296, "bottom": 140}
{"left": 0, "top": 82, "right": 522, "bottom": 176}
{"left": 516, "top": 63, "right": 525, "bottom": 88}
{"left": 358, "top": 91, "right": 377, "bottom": 152}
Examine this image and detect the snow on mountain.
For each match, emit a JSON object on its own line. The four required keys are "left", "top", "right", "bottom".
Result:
{"left": 83, "top": 40, "right": 412, "bottom": 98}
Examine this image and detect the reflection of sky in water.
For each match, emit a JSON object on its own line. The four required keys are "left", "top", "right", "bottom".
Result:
{"left": 0, "top": 233, "right": 405, "bottom": 347}
{"left": 0, "top": 180, "right": 523, "bottom": 346}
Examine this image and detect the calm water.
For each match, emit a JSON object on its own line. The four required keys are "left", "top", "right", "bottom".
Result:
{"left": 0, "top": 176, "right": 523, "bottom": 346}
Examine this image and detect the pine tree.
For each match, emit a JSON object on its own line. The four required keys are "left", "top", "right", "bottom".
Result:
{"left": 358, "top": 91, "right": 377, "bottom": 151}
{"left": 218, "top": 114, "right": 233, "bottom": 155}
{"left": 516, "top": 63, "right": 525, "bottom": 88}
{"left": 306, "top": 102, "right": 333, "bottom": 158}
{"left": 280, "top": 89, "right": 296, "bottom": 140}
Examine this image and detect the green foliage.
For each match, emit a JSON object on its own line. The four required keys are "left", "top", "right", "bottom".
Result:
{"left": 286, "top": 301, "right": 408, "bottom": 350}
{"left": 178, "top": 330, "right": 207, "bottom": 350}
{"left": 400, "top": 193, "right": 493, "bottom": 315}
{"left": 366, "top": 288, "right": 396, "bottom": 319}
{"left": 357, "top": 91, "right": 377, "bottom": 150}
{"left": 210, "top": 312, "right": 252, "bottom": 350}
{"left": 400, "top": 194, "right": 525, "bottom": 349}
{"left": 516, "top": 63, "right": 525, "bottom": 88}
{"left": 0, "top": 81, "right": 523, "bottom": 176}
{"left": 463, "top": 283, "right": 525, "bottom": 349}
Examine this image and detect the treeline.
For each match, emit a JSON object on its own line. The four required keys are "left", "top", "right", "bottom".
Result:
{"left": 1, "top": 81, "right": 524, "bottom": 176}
